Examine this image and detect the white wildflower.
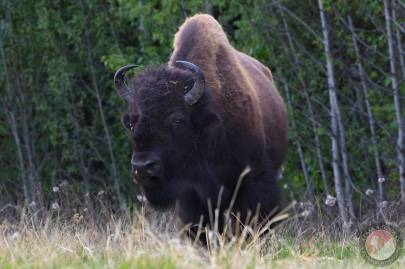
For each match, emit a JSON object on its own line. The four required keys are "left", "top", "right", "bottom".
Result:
{"left": 380, "top": 201, "right": 388, "bottom": 208}
{"left": 325, "top": 194, "right": 336, "bottom": 207}
{"left": 51, "top": 202, "right": 60, "bottom": 210}
{"left": 365, "top": 189, "right": 374, "bottom": 196}
{"left": 52, "top": 186, "right": 60, "bottom": 193}
{"left": 378, "top": 177, "right": 386, "bottom": 183}
{"left": 137, "top": 194, "right": 146, "bottom": 203}
{"left": 97, "top": 190, "right": 105, "bottom": 196}
{"left": 301, "top": 209, "right": 311, "bottom": 217}
{"left": 300, "top": 201, "right": 314, "bottom": 209}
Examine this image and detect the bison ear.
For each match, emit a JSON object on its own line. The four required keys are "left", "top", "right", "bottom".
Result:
{"left": 192, "top": 110, "right": 221, "bottom": 130}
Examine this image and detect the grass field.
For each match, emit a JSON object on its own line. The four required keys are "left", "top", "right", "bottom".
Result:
{"left": 0, "top": 207, "right": 403, "bottom": 269}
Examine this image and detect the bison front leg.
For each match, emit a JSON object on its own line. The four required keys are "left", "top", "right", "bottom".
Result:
{"left": 175, "top": 188, "right": 230, "bottom": 244}
{"left": 175, "top": 173, "right": 230, "bottom": 237}
{"left": 233, "top": 161, "right": 281, "bottom": 226}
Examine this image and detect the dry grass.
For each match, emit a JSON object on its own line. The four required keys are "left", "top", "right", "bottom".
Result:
{"left": 1, "top": 205, "right": 403, "bottom": 269}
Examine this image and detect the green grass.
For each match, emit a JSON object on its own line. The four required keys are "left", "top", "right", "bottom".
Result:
{"left": 0, "top": 210, "right": 403, "bottom": 269}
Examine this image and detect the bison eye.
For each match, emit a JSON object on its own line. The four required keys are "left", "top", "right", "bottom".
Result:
{"left": 167, "top": 112, "right": 185, "bottom": 126}
{"left": 174, "top": 118, "right": 184, "bottom": 125}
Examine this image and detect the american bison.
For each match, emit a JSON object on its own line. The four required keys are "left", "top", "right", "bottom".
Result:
{"left": 115, "top": 14, "right": 287, "bottom": 231}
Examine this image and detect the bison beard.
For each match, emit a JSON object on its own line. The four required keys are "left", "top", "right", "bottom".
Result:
{"left": 115, "top": 14, "right": 288, "bottom": 233}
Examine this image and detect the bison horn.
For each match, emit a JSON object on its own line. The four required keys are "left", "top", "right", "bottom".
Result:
{"left": 114, "top": 64, "right": 137, "bottom": 102}
{"left": 176, "top": 61, "right": 205, "bottom": 105}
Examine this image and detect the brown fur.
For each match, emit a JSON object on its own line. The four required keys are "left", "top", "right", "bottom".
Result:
{"left": 170, "top": 14, "right": 287, "bottom": 171}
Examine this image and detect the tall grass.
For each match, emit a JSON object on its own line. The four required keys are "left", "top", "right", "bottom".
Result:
{"left": 1, "top": 204, "right": 403, "bottom": 269}
{"left": 1, "top": 168, "right": 404, "bottom": 268}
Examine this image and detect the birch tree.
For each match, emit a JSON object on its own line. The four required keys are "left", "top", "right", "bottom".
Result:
{"left": 347, "top": 16, "right": 385, "bottom": 202}
{"left": 318, "top": 0, "right": 350, "bottom": 228}
{"left": 281, "top": 77, "right": 315, "bottom": 202}
{"left": 1, "top": 35, "right": 30, "bottom": 205}
{"left": 79, "top": 0, "right": 125, "bottom": 209}
{"left": 392, "top": 4, "right": 405, "bottom": 80}
{"left": 279, "top": 9, "right": 330, "bottom": 196}
{"left": 384, "top": 0, "right": 405, "bottom": 200}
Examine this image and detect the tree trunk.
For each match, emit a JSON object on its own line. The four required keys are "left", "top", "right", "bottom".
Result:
{"left": 347, "top": 16, "right": 384, "bottom": 202}
{"left": 67, "top": 86, "right": 94, "bottom": 216}
{"left": 204, "top": 0, "right": 213, "bottom": 15}
{"left": 392, "top": 3, "right": 405, "bottom": 82}
{"left": 0, "top": 37, "right": 29, "bottom": 205}
{"left": 5, "top": 110, "right": 29, "bottom": 204}
{"left": 79, "top": 0, "right": 125, "bottom": 209}
{"left": 384, "top": 0, "right": 405, "bottom": 201}
{"left": 318, "top": 0, "right": 350, "bottom": 229}
{"left": 15, "top": 75, "right": 44, "bottom": 211}
{"left": 282, "top": 78, "right": 315, "bottom": 202}
{"left": 280, "top": 10, "right": 330, "bottom": 196}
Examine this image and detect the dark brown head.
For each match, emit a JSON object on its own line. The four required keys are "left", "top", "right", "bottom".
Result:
{"left": 115, "top": 61, "right": 220, "bottom": 207}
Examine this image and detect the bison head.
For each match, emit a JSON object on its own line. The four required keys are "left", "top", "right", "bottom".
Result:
{"left": 115, "top": 61, "right": 220, "bottom": 208}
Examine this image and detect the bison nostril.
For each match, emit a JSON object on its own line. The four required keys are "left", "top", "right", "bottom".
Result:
{"left": 146, "top": 161, "right": 157, "bottom": 168}
{"left": 131, "top": 158, "right": 159, "bottom": 177}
